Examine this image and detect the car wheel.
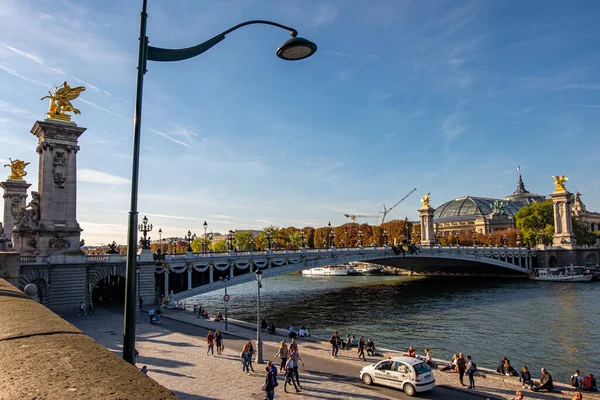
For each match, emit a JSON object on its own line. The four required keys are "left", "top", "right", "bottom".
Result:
{"left": 362, "top": 374, "right": 373, "bottom": 385}
{"left": 403, "top": 383, "right": 416, "bottom": 396}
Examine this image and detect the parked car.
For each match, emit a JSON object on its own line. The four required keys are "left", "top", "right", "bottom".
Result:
{"left": 360, "top": 356, "right": 435, "bottom": 396}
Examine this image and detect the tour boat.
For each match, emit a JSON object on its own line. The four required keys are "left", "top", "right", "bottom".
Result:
{"left": 302, "top": 265, "right": 349, "bottom": 276}
{"left": 347, "top": 262, "right": 384, "bottom": 276}
{"left": 531, "top": 266, "right": 594, "bottom": 282}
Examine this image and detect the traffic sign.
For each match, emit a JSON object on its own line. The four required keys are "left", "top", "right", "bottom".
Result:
{"left": 223, "top": 294, "right": 230, "bottom": 302}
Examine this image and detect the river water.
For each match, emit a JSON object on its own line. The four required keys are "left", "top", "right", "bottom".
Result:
{"left": 190, "top": 274, "right": 599, "bottom": 381}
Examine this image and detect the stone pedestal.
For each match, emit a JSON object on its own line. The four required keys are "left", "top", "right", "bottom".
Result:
{"left": 0, "top": 252, "right": 20, "bottom": 287}
{"left": 1, "top": 180, "right": 31, "bottom": 242}
{"left": 12, "top": 120, "right": 86, "bottom": 255}
{"left": 551, "top": 190, "right": 575, "bottom": 249}
{"left": 419, "top": 206, "right": 436, "bottom": 246}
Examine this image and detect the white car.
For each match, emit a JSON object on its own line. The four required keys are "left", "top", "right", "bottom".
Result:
{"left": 360, "top": 356, "right": 435, "bottom": 396}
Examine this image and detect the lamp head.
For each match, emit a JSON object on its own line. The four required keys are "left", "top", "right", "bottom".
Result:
{"left": 143, "top": 215, "right": 148, "bottom": 225}
{"left": 158, "top": 228, "right": 162, "bottom": 234}
{"left": 203, "top": 220, "right": 208, "bottom": 228}
{"left": 255, "top": 268, "right": 262, "bottom": 281}
{"left": 277, "top": 33, "right": 317, "bottom": 61}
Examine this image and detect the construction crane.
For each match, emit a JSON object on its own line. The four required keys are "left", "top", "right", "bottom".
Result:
{"left": 344, "top": 214, "right": 378, "bottom": 224}
{"left": 379, "top": 188, "right": 417, "bottom": 224}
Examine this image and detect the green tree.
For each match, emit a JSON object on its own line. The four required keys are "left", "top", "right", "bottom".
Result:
{"left": 234, "top": 230, "right": 254, "bottom": 251}
{"left": 573, "top": 219, "right": 597, "bottom": 246}
{"left": 210, "top": 240, "right": 228, "bottom": 253}
{"left": 256, "top": 226, "right": 280, "bottom": 249}
{"left": 190, "top": 237, "right": 210, "bottom": 253}
{"left": 515, "top": 200, "right": 554, "bottom": 245}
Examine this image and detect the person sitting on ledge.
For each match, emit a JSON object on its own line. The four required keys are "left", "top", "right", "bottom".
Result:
{"left": 582, "top": 374, "right": 597, "bottom": 392}
{"left": 267, "top": 323, "right": 276, "bottom": 335}
{"left": 404, "top": 346, "right": 416, "bottom": 357}
{"left": 366, "top": 338, "right": 376, "bottom": 356}
{"left": 202, "top": 309, "right": 209, "bottom": 319}
{"left": 214, "top": 312, "right": 224, "bottom": 322}
{"left": 531, "top": 368, "right": 554, "bottom": 392}
{"left": 261, "top": 319, "right": 268, "bottom": 330}
{"left": 502, "top": 360, "right": 518, "bottom": 376}
{"left": 497, "top": 357, "right": 509, "bottom": 373}
{"left": 298, "top": 326, "right": 309, "bottom": 337}
{"left": 288, "top": 325, "right": 297, "bottom": 339}
{"left": 440, "top": 354, "right": 458, "bottom": 372}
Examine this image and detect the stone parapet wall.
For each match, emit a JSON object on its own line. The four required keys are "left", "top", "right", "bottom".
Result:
{"left": 0, "top": 278, "right": 177, "bottom": 400}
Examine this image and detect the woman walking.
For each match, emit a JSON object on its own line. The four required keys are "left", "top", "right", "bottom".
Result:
{"left": 357, "top": 336, "right": 366, "bottom": 361}
{"left": 246, "top": 341, "right": 256, "bottom": 372}
{"left": 215, "top": 330, "right": 223, "bottom": 355}
{"left": 275, "top": 340, "right": 288, "bottom": 372}
{"left": 284, "top": 355, "right": 300, "bottom": 393}
{"left": 466, "top": 355, "right": 477, "bottom": 389}
{"left": 240, "top": 344, "right": 251, "bottom": 374}
{"left": 264, "top": 366, "right": 275, "bottom": 400}
{"left": 206, "top": 330, "right": 215, "bottom": 356}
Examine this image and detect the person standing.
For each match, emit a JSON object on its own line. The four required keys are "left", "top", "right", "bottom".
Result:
{"left": 329, "top": 331, "right": 340, "bottom": 358}
{"left": 241, "top": 344, "right": 251, "bottom": 374}
{"left": 466, "top": 355, "right": 477, "bottom": 389}
{"left": 284, "top": 355, "right": 300, "bottom": 393}
{"left": 288, "top": 338, "right": 298, "bottom": 353}
{"left": 275, "top": 340, "right": 288, "bottom": 372}
{"left": 87, "top": 300, "right": 94, "bottom": 315}
{"left": 247, "top": 341, "right": 256, "bottom": 372}
{"left": 206, "top": 330, "right": 215, "bottom": 356}
{"left": 456, "top": 352, "right": 467, "bottom": 386}
{"left": 264, "top": 366, "right": 275, "bottom": 400}
{"left": 267, "top": 360, "right": 278, "bottom": 388}
{"left": 79, "top": 301, "right": 86, "bottom": 316}
{"left": 357, "top": 336, "right": 366, "bottom": 361}
{"left": 214, "top": 330, "right": 223, "bottom": 355}
{"left": 148, "top": 307, "right": 155, "bottom": 324}
{"left": 290, "top": 349, "right": 304, "bottom": 390}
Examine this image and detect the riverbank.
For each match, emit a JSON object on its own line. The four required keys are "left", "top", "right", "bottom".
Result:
{"left": 160, "top": 308, "right": 599, "bottom": 400}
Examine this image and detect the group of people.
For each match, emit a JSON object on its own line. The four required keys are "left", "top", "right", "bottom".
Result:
{"left": 287, "top": 324, "right": 309, "bottom": 338}
{"left": 78, "top": 300, "right": 94, "bottom": 316}
{"left": 193, "top": 304, "right": 209, "bottom": 319}
{"left": 326, "top": 331, "right": 377, "bottom": 360}
{"left": 260, "top": 319, "right": 276, "bottom": 334}
{"left": 205, "top": 330, "right": 224, "bottom": 356}
{"left": 571, "top": 370, "right": 598, "bottom": 392}
{"left": 439, "top": 352, "right": 478, "bottom": 389}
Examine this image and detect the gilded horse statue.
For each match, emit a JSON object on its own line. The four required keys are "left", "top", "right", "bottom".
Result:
{"left": 41, "top": 81, "right": 85, "bottom": 122}
{"left": 552, "top": 174, "right": 568, "bottom": 192}
{"left": 4, "top": 158, "right": 30, "bottom": 181}
{"left": 421, "top": 193, "right": 431, "bottom": 208}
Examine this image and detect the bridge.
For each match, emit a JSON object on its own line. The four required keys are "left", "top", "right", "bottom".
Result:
{"left": 11, "top": 244, "right": 538, "bottom": 312}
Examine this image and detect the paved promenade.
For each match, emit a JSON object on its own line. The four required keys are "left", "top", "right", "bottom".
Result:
{"left": 67, "top": 308, "right": 598, "bottom": 400}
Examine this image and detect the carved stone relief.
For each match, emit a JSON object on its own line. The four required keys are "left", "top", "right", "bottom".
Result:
{"left": 49, "top": 235, "right": 70, "bottom": 251}
{"left": 52, "top": 150, "right": 67, "bottom": 188}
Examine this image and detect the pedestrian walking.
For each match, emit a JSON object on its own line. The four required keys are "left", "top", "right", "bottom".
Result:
{"left": 457, "top": 352, "right": 467, "bottom": 386}
{"left": 288, "top": 337, "right": 298, "bottom": 353}
{"left": 284, "top": 355, "right": 300, "bottom": 393}
{"left": 357, "top": 335, "right": 366, "bottom": 361}
{"left": 275, "top": 340, "right": 288, "bottom": 372}
{"left": 87, "top": 300, "right": 94, "bottom": 315}
{"left": 466, "top": 355, "right": 477, "bottom": 389}
{"left": 148, "top": 307, "right": 156, "bottom": 324}
{"left": 267, "top": 360, "right": 278, "bottom": 388}
{"left": 78, "top": 301, "right": 86, "bottom": 316}
{"left": 290, "top": 349, "right": 304, "bottom": 390}
{"left": 206, "top": 330, "right": 215, "bottom": 356}
{"left": 329, "top": 331, "right": 340, "bottom": 358}
{"left": 215, "top": 330, "right": 224, "bottom": 355}
{"left": 240, "top": 344, "right": 251, "bottom": 374}
{"left": 247, "top": 341, "right": 256, "bottom": 372}
{"left": 263, "top": 366, "right": 275, "bottom": 400}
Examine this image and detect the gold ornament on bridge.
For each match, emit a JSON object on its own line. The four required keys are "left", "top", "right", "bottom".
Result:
{"left": 421, "top": 193, "right": 431, "bottom": 208}
{"left": 4, "top": 158, "right": 30, "bottom": 181}
{"left": 552, "top": 174, "right": 568, "bottom": 192}
{"left": 41, "top": 81, "right": 86, "bottom": 123}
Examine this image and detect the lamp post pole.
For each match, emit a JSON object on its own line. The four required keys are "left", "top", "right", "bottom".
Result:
{"left": 203, "top": 221, "right": 208, "bottom": 254}
{"left": 383, "top": 229, "right": 388, "bottom": 246}
{"left": 158, "top": 228, "right": 162, "bottom": 252}
{"left": 255, "top": 269, "right": 263, "bottom": 364}
{"left": 220, "top": 276, "right": 230, "bottom": 331}
{"left": 122, "top": 0, "right": 316, "bottom": 365}
{"left": 358, "top": 230, "right": 363, "bottom": 247}
{"left": 327, "top": 221, "right": 332, "bottom": 248}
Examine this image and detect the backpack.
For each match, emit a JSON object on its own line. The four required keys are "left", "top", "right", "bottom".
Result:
{"left": 470, "top": 362, "right": 477, "bottom": 372}
{"left": 571, "top": 376, "right": 579, "bottom": 387}
{"left": 329, "top": 336, "right": 336, "bottom": 344}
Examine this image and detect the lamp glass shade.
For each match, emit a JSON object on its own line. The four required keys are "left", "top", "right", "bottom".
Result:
{"left": 277, "top": 37, "right": 317, "bottom": 61}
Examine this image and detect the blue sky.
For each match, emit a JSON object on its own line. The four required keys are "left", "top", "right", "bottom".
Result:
{"left": 1, "top": 0, "right": 599, "bottom": 245}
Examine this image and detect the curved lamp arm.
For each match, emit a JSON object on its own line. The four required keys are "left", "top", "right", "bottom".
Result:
{"left": 147, "top": 20, "right": 297, "bottom": 62}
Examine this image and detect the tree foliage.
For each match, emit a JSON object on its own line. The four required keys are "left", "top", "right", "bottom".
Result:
{"left": 515, "top": 200, "right": 554, "bottom": 245}
{"left": 210, "top": 240, "right": 228, "bottom": 253}
{"left": 233, "top": 230, "right": 254, "bottom": 251}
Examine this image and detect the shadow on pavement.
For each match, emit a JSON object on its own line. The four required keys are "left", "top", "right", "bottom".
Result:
{"left": 138, "top": 355, "right": 195, "bottom": 369}
{"left": 149, "top": 368, "right": 197, "bottom": 379}
{"left": 138, "top": 337, "right": 199, "bottom": 348}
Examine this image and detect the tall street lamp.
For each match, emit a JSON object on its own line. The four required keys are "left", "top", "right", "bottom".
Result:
{"left": 122, "top": 0, "right": 317, "bottom": 364}
{"left": 203, "top": 221, "right": 208, "bottom": 254}
{"left": 472, "top": 229, "right": 477, "bottom": 246}
{"left": 138, "top": 215, "right": 152, "bottom": 249}
{"left": 383, "top": 229, "right": 388, "bottom": 246}
{"left": 185, "top": 230, "right": 196, "bottom": 252}
{"left": 267, "top": 231, "right": 273, "bottom": 251}
{"left": 327, "top": 221, "right": 332, "bottom": 247}
{"left": 255, "top": 268, "right": 263, "bottom": 364}
{"left": 219, "top": 276, "right": 230, "bottom": 330}
{"left": 158, "top": 228, "right": 163, "bottom": 252}
{"left": 300, "top": 231, "right": 306, "bottom": 248}
{"left": 358, "top": 230, "right": 364, "bottom": 247}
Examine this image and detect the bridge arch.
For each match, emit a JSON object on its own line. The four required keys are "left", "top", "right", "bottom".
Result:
{"left": 585, "top": 253, "right": 597, "bottom": 267}
{"left": 88, "top": 264, "right": 126, "bottom": 305}
{"left": 548, "top": 256, "right": 558, "bottom": 268}
{"left": 20, "top": 268, "right": 49, "bottom": 305}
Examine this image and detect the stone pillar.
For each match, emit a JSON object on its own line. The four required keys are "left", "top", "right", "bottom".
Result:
{"left": 551, "top": 190, "right": 575, "bottom": 249}
{"left": 164, "top": 270, "right": 169, "bottom": 295}
{"left": 1, "top": 180, "right": 31, "bottom": 242}
{"left": 29, "top": 120, "right": 86, "bottom": 253}
{"left": 0, "top": 252, "right": 20, "bottom": 287}
{"left": 209, "top": 266, "right": 214, "bottom": 284}
{"left": 187, "top": 267, "right": 192, "bottom": 290}
{"left": 419, "top": 203, "right": 436, "bottom": 246}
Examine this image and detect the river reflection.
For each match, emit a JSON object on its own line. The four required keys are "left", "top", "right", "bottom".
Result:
{"left": 190, "top": 274, "right": 599, "bottom": 380}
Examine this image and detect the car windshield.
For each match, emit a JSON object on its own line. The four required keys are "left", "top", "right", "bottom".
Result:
{"left": 413, "top": 362, "right": 431, "bottom": 374}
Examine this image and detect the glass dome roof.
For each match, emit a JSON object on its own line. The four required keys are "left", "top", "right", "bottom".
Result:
{"left": 433, "top": 196, "right": 525, "bottom": 221}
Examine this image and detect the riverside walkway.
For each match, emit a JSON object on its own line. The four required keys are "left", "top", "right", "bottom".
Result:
{"left": 67, "top": 307, "right": 598, "bottom": 400}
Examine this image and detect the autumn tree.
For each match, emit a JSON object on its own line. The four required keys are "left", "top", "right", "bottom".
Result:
{"left": 210, "top": 240, "right": 228, "bottom": 253}
{"left": 233, "top": 230, "right": 254, "bottom": 251}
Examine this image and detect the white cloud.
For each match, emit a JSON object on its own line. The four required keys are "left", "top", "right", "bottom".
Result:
{"left": 79, "top": 98, "right": 122, "bottom": 117}
{"left": 0, "top": 64, "right": 48, "bottom": 87}
{"left": 0, "top": 42, "right": 65, "bottom": 75}
{"left": 212, "top": 214, "right": 233, "bottom": 220}
{"left": 442, "top": 111, "right": 466, "bottom": 143}
{"left": 78, "top": 169, "right": 130, "bottom": 185}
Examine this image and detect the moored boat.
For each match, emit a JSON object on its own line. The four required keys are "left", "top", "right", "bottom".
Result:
{"left": 531, "top": 265, "right": 593, "bottom": 282}
{"left": 347, "top": 262, "right": 384, "bottom": 276}
{"left": 302, "top": 265, "right": 348, "bottom": 276}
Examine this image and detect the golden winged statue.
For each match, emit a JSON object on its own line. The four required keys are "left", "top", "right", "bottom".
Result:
{"left": 4, "top": 158, "right": 30, "bottom": 181}
{"left": 41, "top": 81, "right": 85, "bottom": 122}
{"left": 552, "top": 174, "right": 568, "bottom": 192}
{"left": 421, "top": 192, "right": 431, "bottom": 208}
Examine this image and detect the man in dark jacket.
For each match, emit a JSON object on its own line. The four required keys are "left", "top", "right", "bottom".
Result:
{"left": 532, "top": 368, "right": 553, "bottom": 392}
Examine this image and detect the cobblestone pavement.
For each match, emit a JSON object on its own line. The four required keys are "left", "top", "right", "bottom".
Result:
{"left": 155, "top": 309, "right": 600, "bottom": 400}
{"left": 67, "top": 308, "right": 482, "bottom": 400}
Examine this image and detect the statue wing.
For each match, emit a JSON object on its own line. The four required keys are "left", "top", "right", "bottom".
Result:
{"left": 552, "top": 175, "right": 558, "bottom": 181}
{"left": 63, "top": 86, "right": 86, "bottom": 101}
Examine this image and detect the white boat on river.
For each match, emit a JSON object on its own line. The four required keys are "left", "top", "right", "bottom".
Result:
{"left": 302, "top": 265, "right": 348, "bottom": 276}
{"left": 531, "top": 265, "right": 593, "bottom": 282}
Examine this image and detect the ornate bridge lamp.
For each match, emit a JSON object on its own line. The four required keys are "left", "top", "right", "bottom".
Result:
{"left": 516, "top": 233, "right": 521, "bottom": 248}
{"left": 138, "top": 215, "right": 153, "bottom": 249}
{"left": 382, "top": 229, "right": 388, "bottom": 247}
{"left": 122, "top": 0, "right": 317, "bottom": 364}
{"left": 300, "top": 231, "right": 306, "bottom": 249}
{"left": 228, "top": 230, "right": 234, "bottom": 252}
{"left": 185, "top": 230, "right": 196, "bottom": 252}
{"left": 266, "top": 231, "right": 273, "bottom": 251}
{"left": 219, "top": 276, "right": 230, "bottom": 330}
{"left": 358, "top": 230, "right": 364, "bottom": 248}
{"left": 329, "top": 230, "right": 335, "bottom": 249}
{"left": 322, "top": 238, "right": 326, "bottom": 249}
{"left": 472, "top": 229, "right": 477, "bottom": 247}
{"left": 488, "top": 233, "right": 493, "bottom": 247}
{"left": 503, "top": 234, "right": 508, "bottom": 247}
{"left": 203, "top": 221, "right": 208, "bottom": 254}
{"left": 405, "top": 217, "right": 411, "bottom": 243}
{"left": 255, "top": 268, "right": 264, "bottom": 364}
{"left": 158, "top": 228, "right": 163, "bottom": 252}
